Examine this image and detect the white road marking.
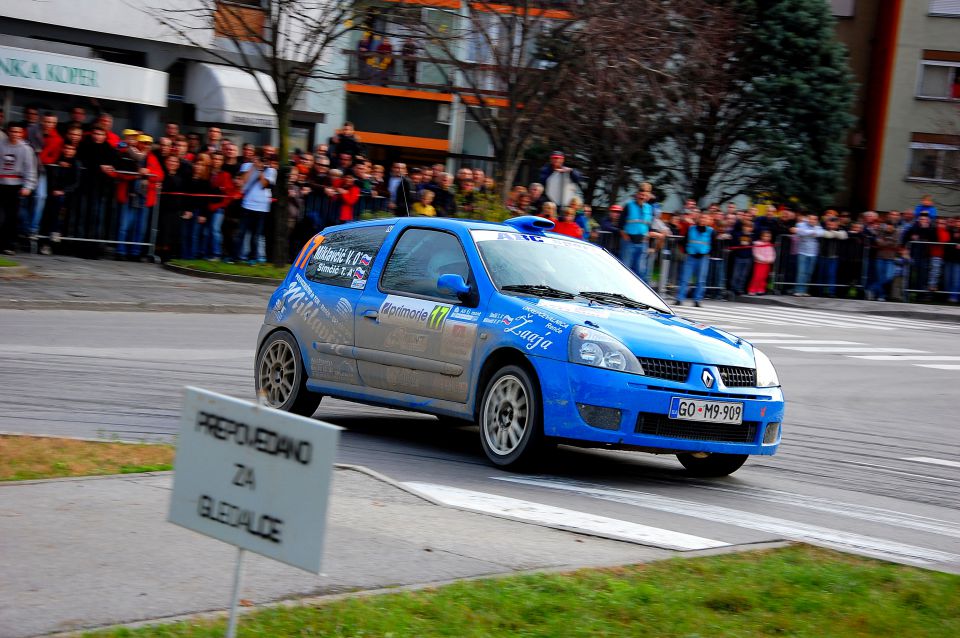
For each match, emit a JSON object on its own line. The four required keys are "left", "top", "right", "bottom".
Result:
{"left": 403, "top": 482, "right": 727, "bottom": 551}
{"left": 664, "top": 482, "right": 960, "bottom": 540}
{"left": 725, "top": 333, "right": 803, "bottom": 338}
{"left": 779, "top": 347, "right": 926, "bottom": 353}
{"left": 846, "top": 355, "right": 960, "bottom": 361}
{"left": 494, "top": 476, "right": 960, "bottom": 566}
{"left": 0, "top": 345, "right": 252, "bottom": 361}
{"left": 745, "top": 340, "right": 863, "bottom": 345}
{"left": 903, "top": 457, "right": 960, "bottom": 469}
{"left": 914, "top": 364, "right": 960, "bottom": 371}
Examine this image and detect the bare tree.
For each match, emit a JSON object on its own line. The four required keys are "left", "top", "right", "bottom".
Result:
{"left": 538, "top": 0, "right": 735, "bottom": 206}
{"left": 146, "top": 0, "right": 354, "bottom": 263}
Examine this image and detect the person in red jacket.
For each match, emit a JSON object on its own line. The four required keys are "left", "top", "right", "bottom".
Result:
{"left": 114, "top": 133, "right": 162, "bottom": 259}
{"left": 27, "top": 112, "right": 64, "bottom": 237}
{"left": 338, "top": 173, "right": 360, "bottom": 222}
{"left": 554, "top": 204, "right": 585, "bottom": 240}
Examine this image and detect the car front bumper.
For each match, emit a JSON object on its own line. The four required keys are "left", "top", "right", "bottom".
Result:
{"left": 531, "top": 357, "right": 784, "bottom": 455}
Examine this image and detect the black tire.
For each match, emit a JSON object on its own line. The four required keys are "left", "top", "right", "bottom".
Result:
{"left": 255, "top": 331, "right": 319, "bottom": 417}
{"left": 676, "top": 452, "right": 748, "bottom": 477}
{"left": 478, "top": 364, "right": 543, "bottom": 469}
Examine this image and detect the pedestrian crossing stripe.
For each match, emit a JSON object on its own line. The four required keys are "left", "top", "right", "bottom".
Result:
{"left": 494, "top": 476, "right": 960, "bottom": 566}
{"left": 403, "top": 482, "right": 727, "bottom": 551}
{"left": 745, "top": 340, "right": 863, "bottom": 345}
{"left": 780, "top": 347, "right": 925, "bottom": 353}
{"left": 913, "top": 364, "right": 960, "bottom": 371}
{"left": 846, "top": 355, "right": 960, "bottom": 361}
{"left": 676, "top": 304, "right": 958, "bottom": 332}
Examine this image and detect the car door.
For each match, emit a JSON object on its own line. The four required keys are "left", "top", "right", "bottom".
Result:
{"left": 293, "top": 225, "right": 390, "bottom": 388}
{"left": 355, "top": 227, "right": 482, "bottom": 404}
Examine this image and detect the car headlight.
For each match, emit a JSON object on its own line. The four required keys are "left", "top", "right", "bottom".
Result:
{"left": 568, "top": 326, "right": 644, "bottom": 374}
{"left": 754, "top": 348, "right": 780, "bottom": 387}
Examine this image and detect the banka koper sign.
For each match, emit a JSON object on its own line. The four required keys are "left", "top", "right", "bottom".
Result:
{"left": 0, "top": 44, "right": 167, "bottom": 107}
{"left": 168, "top": 387, "right": 340, "bottom": 573}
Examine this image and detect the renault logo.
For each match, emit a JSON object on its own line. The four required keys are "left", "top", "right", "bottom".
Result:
{"left": 701, "top": 369, "right": 715, "bottom": 389}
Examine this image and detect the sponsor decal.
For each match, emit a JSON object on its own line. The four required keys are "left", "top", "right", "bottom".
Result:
{"left": 503, "top": 314, "right": 555, "bottom": 351}
{"left": 428, "top": 305, "right": 451, "bottom": 330}
{"left": 450, "top": 307, "right": 481, "bottom": 323}
{"left": 385, "top": 327, "right": 429, "bottom": 354}
{"left": 521, "top": 305, "right": 570, "bottom": 331}
{"left": 539, "top": 299, "right": 610, "bottom": 319}
{"left": 471, "top": 230, "right": 598, "bottom": 251}
{"left": 379, "top": 296, "right": 452, "bottom": 332}
{"left": 275, "top": 275, "right": 352, "bottom": 344}
{"left": 350, "top": 279, "right": 367, "bottom": 290}
{"left": 481, "top": 312, "right": 513, "bottom": 326}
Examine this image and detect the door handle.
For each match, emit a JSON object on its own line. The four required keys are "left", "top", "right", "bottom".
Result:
{"left": 362, "top": 310, "right": 379, "bottom": 320}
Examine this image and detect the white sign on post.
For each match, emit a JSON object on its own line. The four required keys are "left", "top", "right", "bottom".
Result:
{"left": 168, "top": 387, "right": 340, "bottom": 573}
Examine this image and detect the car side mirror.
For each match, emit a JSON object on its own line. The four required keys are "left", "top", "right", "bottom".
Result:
{"left": 437, "top": 273, "right": 475, "bottom": 305}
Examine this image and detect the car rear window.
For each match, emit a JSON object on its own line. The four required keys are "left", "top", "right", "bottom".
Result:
{"left": 304, "top": 226, "right": 388, "bottom": 290}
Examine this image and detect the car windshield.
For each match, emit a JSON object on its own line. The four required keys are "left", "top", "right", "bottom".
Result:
{"left": 471, "top": 230, "right": 671, "bottom": 313}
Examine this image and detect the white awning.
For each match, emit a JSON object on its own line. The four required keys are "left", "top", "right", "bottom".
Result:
{"left": 185, "top": 63, "right": 278, "bottom": 129}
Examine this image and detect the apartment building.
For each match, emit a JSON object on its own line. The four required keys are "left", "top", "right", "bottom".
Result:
{"left": 0, "top": 1, "right": 340, "bottom": 149}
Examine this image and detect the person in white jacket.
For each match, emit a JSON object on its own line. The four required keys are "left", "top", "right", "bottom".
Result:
{"left": 0, "top": 122, "right": 38, "bottom": 255}
{"left": 793, "top": 214, "right": 824, "bottom": 296}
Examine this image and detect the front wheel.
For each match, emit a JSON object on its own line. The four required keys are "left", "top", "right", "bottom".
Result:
{"left": 255, "top": 331, "right": 319, "bottom": 417}
{"left": 479, "top": 365, "right": 543, "bottom": 469}
{"left": 676, "top": 452, "right": 748, "bottom": 477}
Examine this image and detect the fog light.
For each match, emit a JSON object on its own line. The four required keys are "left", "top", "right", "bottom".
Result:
{"left": 763, "top": 422, "right": 781, "bottom": 444}
{"left": 576, "top": 403, "right": 622, "bottom": 430}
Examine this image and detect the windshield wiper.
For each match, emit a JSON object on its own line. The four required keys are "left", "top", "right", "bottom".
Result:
{"left": 577, "top": 291, "right": 658, "bottom": 310}
{"left": 500, "top": 284, "right": 575, "bottom": 299}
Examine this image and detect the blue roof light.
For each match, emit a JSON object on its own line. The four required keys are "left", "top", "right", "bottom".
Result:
{"left": 503, "top": 215, "right": 555, "bottom": 234}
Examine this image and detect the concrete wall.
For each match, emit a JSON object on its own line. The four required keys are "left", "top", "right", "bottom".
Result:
{"left": 876, "top": 1, "right": 960, "bottom": 212}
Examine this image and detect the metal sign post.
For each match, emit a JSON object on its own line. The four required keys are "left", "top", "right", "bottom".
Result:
{"left": 168, "top": 387, "right": 341, "bottom": 637}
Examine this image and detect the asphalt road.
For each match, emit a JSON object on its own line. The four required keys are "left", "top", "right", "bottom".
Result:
{"left": 1, "top": 303, "right": 958, "bottom": 574}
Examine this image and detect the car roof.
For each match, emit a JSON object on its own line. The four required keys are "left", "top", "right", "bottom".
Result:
{"left": 319, "top": 216, "right": 590, "bottom": 242}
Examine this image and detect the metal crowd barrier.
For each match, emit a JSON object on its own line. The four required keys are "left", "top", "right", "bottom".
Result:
{"left": 22, "top": 165, "right": 161, "bottom": 259}
{"left": 902, "top": 240, "right": 959, "bottom": 302}
{"left": 770, "top": 233, "right": 870, "bottom": 298}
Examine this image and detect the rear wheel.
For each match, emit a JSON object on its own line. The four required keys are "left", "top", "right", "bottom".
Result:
{"left": 479, "top": 365, "right": 543, "bottom": 469}
{"left": 255, "top": 331, "right": 319, "bottom": 417}
{"left": 676, "top": 452, "right": 748, "bottom": 477}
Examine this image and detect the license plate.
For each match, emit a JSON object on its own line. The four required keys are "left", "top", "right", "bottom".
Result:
{"left": 669, "top": 397, "right": 743, "bottom": 425}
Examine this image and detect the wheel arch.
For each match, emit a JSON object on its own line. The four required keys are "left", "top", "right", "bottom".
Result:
{"left": 473, "top": 347, "right": 541, "bottom": 422}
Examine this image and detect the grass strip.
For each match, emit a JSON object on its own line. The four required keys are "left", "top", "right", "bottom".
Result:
{"left": 84, "top": 545, "right": 959, "bottom": 637}
{"left": 0, "top": 435, "right": 174, "bottom": 481}
{"left": 169, "top": 259, "right": 287, "bottom": 280}
{"left": 0, "top": 257, "right": 19, "bottom": 267}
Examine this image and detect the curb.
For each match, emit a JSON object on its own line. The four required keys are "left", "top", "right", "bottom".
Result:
{"left": 735, "top": 294, "right": 960, "bottom": 324}
{"left": 39, "top": 540, "right": 793, "bottom": 637}
{"left": 163, "top": 262, "right": 283, "bottom": 287}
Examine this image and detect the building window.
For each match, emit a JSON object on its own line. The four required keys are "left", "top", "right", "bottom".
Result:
{"left": 929, "top": 0, "right": 960, "bottom": 16}
{"left": 908, "top": 141, "right": 959, "bottom": 183}
{"left": 917, "top": 61, "right": 960, "bottom": 99}
{"left": 831, "top": 0, "right": 855, "bottom": 17}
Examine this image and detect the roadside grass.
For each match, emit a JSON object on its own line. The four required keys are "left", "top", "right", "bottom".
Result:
{"left": 0, "top": 256, "right": 19, "bottom": 267}
{"left": 84, "top": 545, "right": 959, "bottom": 637}
{"left": 0, "top": 435, "right": 174, "bottom": 481}
{"left": 169, "top": 259, "right": 287, "bottom": 280}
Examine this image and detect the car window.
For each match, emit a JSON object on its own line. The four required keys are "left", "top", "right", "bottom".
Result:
{"left": 304, "top": 226, "right": 388, "bottom": 290}
{"left": 380, "top": 228, "right": 470, "bottom": 301}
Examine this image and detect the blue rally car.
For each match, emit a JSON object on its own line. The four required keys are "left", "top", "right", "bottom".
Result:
{"left": 255, "top": 216, "right": 784, "bottom": 476}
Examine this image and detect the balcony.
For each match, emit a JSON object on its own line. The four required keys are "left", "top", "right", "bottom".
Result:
{"left": 343, "top": 48, "right": 522, "bottom": 104}
{"left": 213, "top": 1, "right": 266, "bottom": 41}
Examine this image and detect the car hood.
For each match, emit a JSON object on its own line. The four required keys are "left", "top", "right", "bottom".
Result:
{"left": 523, "top": 298, "right": 756, "bottom": 367}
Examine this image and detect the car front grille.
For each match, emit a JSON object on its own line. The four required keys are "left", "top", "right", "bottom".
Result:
{"left": 717, "top": 365, "right": 757, "bottom": 388}
{"left": 637, "top": 358, "right": 691, "bottom": 383}
{"left": 635, "top": 412, "right": 759, "bottom": 443}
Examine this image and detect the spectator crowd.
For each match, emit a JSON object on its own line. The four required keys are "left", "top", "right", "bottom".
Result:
{"left": 0, "top": 108, "right": 957, "bottom": 305}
